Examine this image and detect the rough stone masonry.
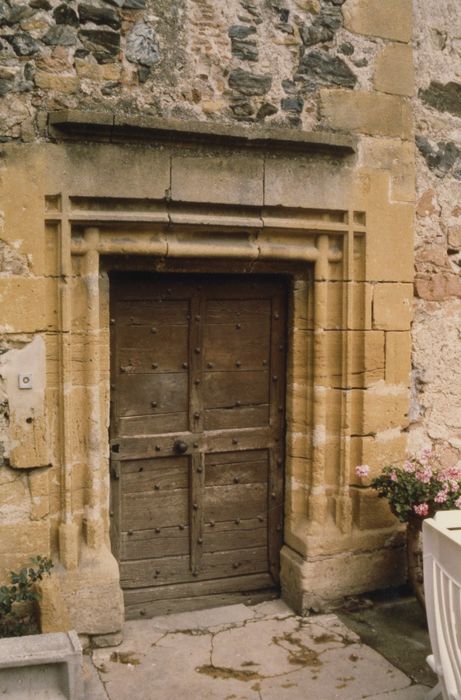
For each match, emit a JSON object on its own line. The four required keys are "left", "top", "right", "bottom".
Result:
{"left": 0, "top": 0, "right": 454, "bottom": 640}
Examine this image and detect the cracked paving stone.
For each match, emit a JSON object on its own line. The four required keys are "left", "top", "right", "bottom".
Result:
{"left": 83, "top": 656, "right": 109, "bottom": 700}
{"left": 148, "top": 603, "right": 255, "bottom": 632}
{"left": 260, "top": 643, "right": 414, "bottom": 700}
{"left": 88, "top": 604, "right": 428, "bottom": 700}
{"left": 211, "top": 615, "right": 351, "bottom": 678}
{"left": 363, "top": 686, "right": 431, "bottom": 699}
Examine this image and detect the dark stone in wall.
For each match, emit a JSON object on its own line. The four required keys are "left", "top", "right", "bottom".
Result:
{"left": 6, "top": 33, "right": 39, "bottom": 56}
{"left": 30, "top": 0, "right": 52, "bottom": 9}
{"left": 103, "top": 0, "right": 146, "bottom": 7}
{"left": 230, "top": 97, "right": 254, "bottom": 118}
{"left": 300, "top": 5, "right": 342, "bottom": 47}
{"left": 281, "top": 96, "right": 303, "bottom": 113}
{"left": 10, "top": 5, "right": 35, "bottom": 23}
{"left": 43, "top": 25, "right": 77, "bottom": 46}
{"left": 297, "top": 50, "right": 357, "bottom": 88}
{"left": 257, "top": 102, "right": 278, "bottom": 119}
{"left": 79, "top": 4, "right": 121, "bottom": 31}
{"left": 282, "top": 79, "right": 297, "bottom": 94}
{"left": 79, "top": 29, "right": 120, "bottom": 63}
{"left": 231, "top": 38, "right": 258, "bottom": 61}
{"left": 419, "top": 81, "right": 461, "bottom": 119}
{"left": 228, "top": 25, "right": 256, "bottom": 39}
{"left": 240, "top": 0, "right": 259, "bottom": 19}
{"left": 228, "top": 68, "right": 272, "bottom": 96}
{"left": 53, "top": 3, "right": 79, "bottom": 27}
{"left": 0, "top": 1, "right": 9, "bottom": 25}
{"left": 74, "top": 48, "right": 90, "bottom": 59}
{"left": 277, "top": 22, "right": 294, "bottom": 34}
{"left": 123, "top": 0, "right": 146, "bottom": 7}
{"left": 416, "top": 135, "right": 461, "bottom": 179}
{"left": 0, "top": 80, "right": 12, "bottom": 96}
{"left": 339, "top": 42, "right": 354, "bottom": 55}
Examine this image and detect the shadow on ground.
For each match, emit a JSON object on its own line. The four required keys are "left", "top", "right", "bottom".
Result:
{"left": 336, "top": 587, "right": 437, "bottom": 688}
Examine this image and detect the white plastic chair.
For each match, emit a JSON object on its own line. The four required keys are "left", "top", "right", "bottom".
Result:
{"left": 423, "top": 511, "right": 461, "bottom": 700}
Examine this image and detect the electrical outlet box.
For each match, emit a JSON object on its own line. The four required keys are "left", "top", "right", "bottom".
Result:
{"left": 18, "top": 373, "right": 33, "bottom": 389}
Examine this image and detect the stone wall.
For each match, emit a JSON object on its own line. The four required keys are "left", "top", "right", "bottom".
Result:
{"left": 0, "top": 0, "right": 413, "bottom": 138}
{"left": 412, "top": 1, "right": 461, "bottom": 464}
{"left": 0, "top": 0, "right": 417, "bottom": 633}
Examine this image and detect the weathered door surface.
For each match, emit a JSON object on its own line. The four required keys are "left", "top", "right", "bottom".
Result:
{"left": 110, "top": 274, "right": 286, "bottom": 618}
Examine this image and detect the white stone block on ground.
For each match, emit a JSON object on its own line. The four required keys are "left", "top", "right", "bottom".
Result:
{"left": 0, "top": 630, "right": 83, "bottom": 699}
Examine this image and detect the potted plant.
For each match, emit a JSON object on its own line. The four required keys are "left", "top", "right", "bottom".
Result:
{"left": 0, "top": 556, "right": 83, "bottom": 698}
{"left": 355, "top": 450, "right": 461, "bottom": 607}
{"left": 0, "top": 555, "right": 53, "bottom": 637}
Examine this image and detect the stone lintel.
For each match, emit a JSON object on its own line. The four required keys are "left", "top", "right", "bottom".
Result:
{"left": 47, "top": 110, "right": 357, "bottom": 155}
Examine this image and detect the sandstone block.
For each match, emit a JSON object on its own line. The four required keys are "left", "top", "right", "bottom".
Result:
{"left": 374, "top": 44, "right": 414, "bottom": 97}
{"left": 60, "top": 546, "right": 124, "bottom": 635}
{"left": 363, "top": 179, "right": 414, "bottom": 282}
{"left": 0, "top": 522, "right": 50, "bottom": 585}
{"left": 74, "top": 59, "right": 102, "bottom": 81}
{"left": 373, "top": 283, "right": 412, "bottom": 330}
{"left": 354, "top": 488, "right": 397, "bottom": 529}
{"left": 342, "top": 0, "right": 412, "bottom": 43}
{"left": 315, "top": 330, "right": 384, "bottom": 388}
{"left": 362, "top": 386, "right": 409, "bottom": 433}
{"left": 353, "top": 330, "right": 385, "bottom": 387}
{"left": 34, "top": 72, "right": 79, "bottom": 93}
{"left": 385, "top": 331, "right": 411, "bottom": 385}
{"left": 351, "top": 431, "right": 407, "bottom": 479}
{"left": 0, "top": 277, "right": 46, "bottom": 332}
{"left": 264, "top": 154, "right": 353, "bottom": 209}
{"left": 38, "top": 574, "right": 72, "bottom": 633}
{"left": 320, "top": 90, "right": 413, "bottom": 139}
{"left": 42, "top": 142, "right": 170, "bottom": 200}
{"left": 281, "top": 543, "right": 405, "bottom": 614}
{"left": 171, "top": 153, "right": 264, "bottom": 206}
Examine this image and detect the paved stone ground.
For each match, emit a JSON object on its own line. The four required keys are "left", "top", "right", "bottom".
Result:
{"left": 84, "top": 600, "right": 435, "bottom": 700}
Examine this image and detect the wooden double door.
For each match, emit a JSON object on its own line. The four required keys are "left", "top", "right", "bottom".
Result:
{"left": 110, "top": 273, "right": 287, "bottom": 618}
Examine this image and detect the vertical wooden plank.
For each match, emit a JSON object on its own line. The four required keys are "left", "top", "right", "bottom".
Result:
{"left": 190, "top": 452, "right": 204, "bottom": 575}
{"left": 109, "top": 459, "right": 121, "bottom": 562}
{"left": 268, "top": 285, "right": 286, "bottom": 584}
{"left": 189, "top": 290, "right": 203, "bottom": 434}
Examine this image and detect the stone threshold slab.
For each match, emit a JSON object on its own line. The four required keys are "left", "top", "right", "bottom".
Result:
{"left": 46, "top": 110, "right": 357, "bottom": 154}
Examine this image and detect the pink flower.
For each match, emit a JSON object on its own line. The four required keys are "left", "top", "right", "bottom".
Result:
{"left": 414, "top": 503, "right": 429, "bottom": 517}
{"left": 355, "top": 465, "right": 370, "bottom": 478}
{"left": 456, "top": 497, "right": 461, "bottom": 510}
{"left": 415, "top": 467, "right": 432, "bottom": 484}
{"left": 403, "top": 460, "right": 415, "bottom": 473}
{"left": 390, "top": 470, "right": 398, "bottom": 482}
{"left": 434, "top": 489, "right": 448, "bottom": 504}
{"left": 442, "top": 466, "right": 461, "bottom": 479}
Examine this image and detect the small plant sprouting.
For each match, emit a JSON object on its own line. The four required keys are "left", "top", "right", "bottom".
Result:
{"left": 0, "top": 555, "right": 53, "bottom": 637}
